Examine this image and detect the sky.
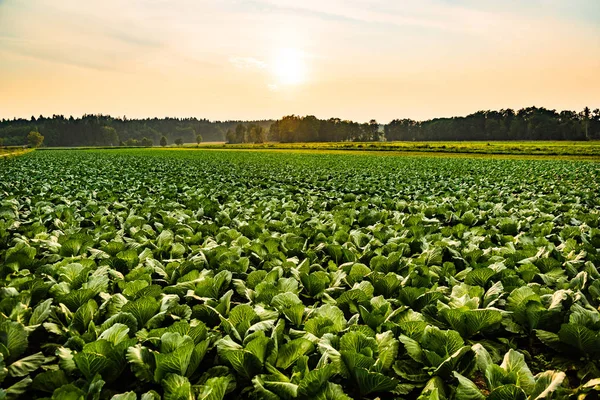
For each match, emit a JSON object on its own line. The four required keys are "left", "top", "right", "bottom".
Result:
{"left": 0, "top": 0, "right": 599, "bottom": 122}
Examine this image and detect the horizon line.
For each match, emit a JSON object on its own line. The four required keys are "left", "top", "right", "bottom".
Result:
{"left": 2, "top": 104, "right": 598, "bottom": 126}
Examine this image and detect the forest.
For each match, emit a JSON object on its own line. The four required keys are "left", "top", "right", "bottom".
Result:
{"left": 0, "top": 106, "right": 598, "bottom": 147}
{"left": 270, "top": 107, "right": 600, "bottom": 143}
{"left": 0, "top": 115, "right": 273, "bottom": 147}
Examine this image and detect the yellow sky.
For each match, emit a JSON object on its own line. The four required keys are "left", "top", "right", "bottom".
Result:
{"left": 1, "top": 0, "right": 599, "bottom": 122}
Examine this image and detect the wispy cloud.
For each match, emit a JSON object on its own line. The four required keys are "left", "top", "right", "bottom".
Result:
{"left": 0, "top": 0, "right": 167, "bottom": 72}
{"left": 229, "top": 57, "right": 268, "bottom": 70}
{"left": 248, "top": 0, "right": 499, "bottom": 33}
{"left": 0, "top": 37, "right": 120, "bottom": 71}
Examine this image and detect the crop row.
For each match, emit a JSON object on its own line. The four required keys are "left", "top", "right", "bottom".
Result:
{"left": 0, "top": 150, "right": 599, "bottom": 399}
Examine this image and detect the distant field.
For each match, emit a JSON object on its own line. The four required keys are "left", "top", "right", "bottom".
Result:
{"left": 186, "top": 140, "right": 600, "bottom": 158}
{"left": 36, "top": 141, "right": 600, "bottom": 160}
{"left": 0, "top": 147, "right": 29, "bottom": 157}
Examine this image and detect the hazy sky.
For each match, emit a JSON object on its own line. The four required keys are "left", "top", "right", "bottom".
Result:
{"left": 1, "top": 0, "right": 599, "bottom": 122}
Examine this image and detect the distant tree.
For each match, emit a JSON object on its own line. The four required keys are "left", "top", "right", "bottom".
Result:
{"left": 268, "top": 121, "right": 280, "bottom": 142}
{"left": 256, "top": 126, "right": 266, "bottom": 143}
{"left": 248, "top": 124, "right": 265, "bottom": 143}
{"left": 141, "top": 137, "right": 154, "bottom": 147}
{"left": 101, "top": 126, "right": 119, "bottom": 146}
{"left": 277, "top": 116, "right": 301, "bottom": 142}
{"left": 124, "top": 138, "right": 139, "bottom": 146}
{"left": 225, "top": 129, "right": 235, "bottom": 144}
{"left": 385, "top": 119, "right": 418, "bottom": 141}
{"left": 215, "top": 126, "right": 226, "bottom": 142}
{"left": 225, "top": 124, "right": 248, "bottom": 144}
{"left": 593, "top": 109, "right": 600, "bottom": 139}
{"left": 297, "top": 116, "right": 319, "bottom": 142}
{"left": 508, "top": 117, "right": 527, "bottom": 140}
{"left": 582, "top": 107, "right": 591, "bottom": 140}
{"left": 27, "top": 130, "right": 44, "bottom": 148}
{"left": 0, "top": 137, "right": 3, "bottom": 147}
{"left": 160, "top": 136, "right": 168, "bottom": 147}
{"left": 369, "top": 119, "right": 380, "bottom": 141}
{"left": 175, "top": 138, "right": 184, "bottom": 146}
{"left": 234, "top": 124, "right": 247, "bottom": 143}
{"left": 319, "top": 118, "right": 342, "bottom": 142}
{"left": 196, "top": 134, "right": 203, "bottom": 146}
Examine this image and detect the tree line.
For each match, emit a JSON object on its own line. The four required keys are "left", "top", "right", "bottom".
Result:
{"left": 269, "top": 107, "right": 599, "bottom": 143}
{"left": 268, "top": 116, "right": 381, "bottom": 143}
{"left": 1, "top": 107, "right": 598, "bottom": 147}
{"left": 0, "top": 115, "right": 273, "bottom": 147}
{"left": 385, "top": 107, "right": 599, "bottom": 142}
{"left": 225, "top": 123, "right": 267, "bottom": 144}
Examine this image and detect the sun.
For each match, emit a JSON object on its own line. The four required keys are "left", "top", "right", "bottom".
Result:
{"left": 271, "top": 48, "right": 306, "bottom": 86}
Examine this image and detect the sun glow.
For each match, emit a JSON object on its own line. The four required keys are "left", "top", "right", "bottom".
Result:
{"left": 271, "top": 48, "right": 306, "bottom": 86}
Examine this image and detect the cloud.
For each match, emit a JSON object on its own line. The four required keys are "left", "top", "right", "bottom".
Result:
{"left": 229, "top": 57, "right": 268, "bottom": 70}
{"left": 0, "top": 0, "right": 168, "bottom": 72}
{"left": 0, "top": 37, "right": 118, "bottom": 71}
{"left": 248, "top": 0, "right": 497, "bottom": 33}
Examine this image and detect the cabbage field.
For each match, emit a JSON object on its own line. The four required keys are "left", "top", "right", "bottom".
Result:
{"left": 1, "top": 149, "right": 600, "bottom": 400}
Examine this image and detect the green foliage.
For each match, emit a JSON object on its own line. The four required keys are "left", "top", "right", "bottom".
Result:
{"left": 0, "top": 149, "right": 599, "bottom": 398}
{"left": 1, "top": 115, "right": 274, "bottom": 146}
{"left": 27, "top": 130, "right": 44, "bottom": 148}
{"left": 271, "top": 107, "right": 600, "bottom": 143}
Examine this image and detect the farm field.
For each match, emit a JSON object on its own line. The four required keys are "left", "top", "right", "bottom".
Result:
{"left": 0, "top": 148, "right": 29, "bottom": 158}
{"left": 186, "top": 141, "right": 600, "bottom": 158}
{"left": 1, "top": 148, "right": 600, "bottom": 399}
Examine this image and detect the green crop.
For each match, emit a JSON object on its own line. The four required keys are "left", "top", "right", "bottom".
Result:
{"left": 0, "top": 149, "right": 599, "bottom": 399}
